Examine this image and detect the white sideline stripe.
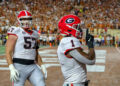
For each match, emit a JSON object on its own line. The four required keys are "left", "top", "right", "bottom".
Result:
{"left": 0, "top": 59, "right": 7, "bottom": 62}
{"left": 39, "top": 50, "right": 56, "bottom": 54}
{"left": 45, "top": 64, "right": 105, "bottom": 72}
{"left": 96, "top": 56, "right": 106, "bottom": 59}
{"left": 0, "top": 67, "right": 9, "bottom": 70}
{"left": 0, "top": 58, "right": 105, "bottom": 64}
{"left": 39, "top": 50, "right": 106, "bottom": 57}
{"left": 95, "top": 50, "right": 106, "bottom": 53}
{"left": 87, "top": 65, "right": 105, "bottom": 72}
{"left": 0, "top": 63, "right": 7, "bottom": 65}
{"left": 96, "top": 59, "right": 105, "bottom": 63}
{"left": 40, "top": 54, "right": 57, "bottom": 57}
{"left": 45, "top": 64, "right": 60, "bottom": 68}
{"left": 116, "top": 47, "right": 120, "bottom": 53}
{"left": 0, "top": 49, "right": 106, "bottom": 72}
{"left": 40, "top": 54, "right": 106, "bottom": 58}
{"left": 39, "top": 54, "right": 106, "bottom": 57}
{"left": 42, "top": 58, "right": 58, "bottom": 62}
{"left": 42, "top": 58, "right": 106, "bottom": 63}
{"left": 0, "top": 64, "right": 105, "bottom": 72}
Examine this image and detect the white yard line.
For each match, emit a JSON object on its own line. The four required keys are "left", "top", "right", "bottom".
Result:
{"left": 116, "top": 47, "right": 120, "bottom": 53}
{"left": 0, "top": 49, "right": 106, "bottom": 72}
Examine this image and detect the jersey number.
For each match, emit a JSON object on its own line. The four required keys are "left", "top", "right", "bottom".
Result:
{"left": 8, "top": 28, "right": 14, "bottom": 32}
{"left": 71, "top": 40, "right": 75, "bottom": 47}
{"left": 24, "top": 37, "right": 36, "bottom": 49}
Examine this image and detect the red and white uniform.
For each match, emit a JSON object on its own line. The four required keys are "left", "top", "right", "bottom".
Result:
{"left": 7, "top": 26, "right": 39, "bottom": 60}
{"left": 57, "top": 37, "right": 87, "bottom": 83}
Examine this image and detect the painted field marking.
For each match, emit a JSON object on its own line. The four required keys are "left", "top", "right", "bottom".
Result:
{"left": 0, "top": 59, "right": 7, "bottom": 62}
{"left": 87, "top": 65, "right": 105, "bottom": 72}
{"left": 0, "top": 49, "right": 106, "bottom": 72}
{"left": 0, "top": 59, "right": 7, "bottom": 65}
{"left": 0, "top": 63, "right": 7, "bottom": 65}
{"left": 44, "top": 64, "right": 105, "bottom": 72}
{"left": 45, "top": 64, "right": 60, "bottom": 68}
{"left": 38, "top": 49, "right": 56, "bottom": 54}
{"left": 96, "top": 59, "right": 105, "bottom": 63}
{"left": 39, "top": 49, "right": 106, "bottom": 72}
{"left": 42, "top": 58, "right": 106, "bottom": 63}
{"left": 0, "top": 67, "right": 9, "bottom": 70}
{"left": 116, "top": 47, "right": 120, "bottom": 53}
{"left": 40, "top": 54, "right": 57, "bottom": 57}
{"left": 42, "top": 58, "right": 58, "bottom": 62}
{"left": 38, "top": 49, "right": 57, "bottom": 57}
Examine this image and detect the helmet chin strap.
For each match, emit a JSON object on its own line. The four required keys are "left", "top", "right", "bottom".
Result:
{"left": 23, "top": 27, "right": 30, "bottom": 30}
{"left": 24, "top": 28, "right": 33, "bottom": 33}
{"left": 76, "top": 30, "right": 83, "bottom": 39}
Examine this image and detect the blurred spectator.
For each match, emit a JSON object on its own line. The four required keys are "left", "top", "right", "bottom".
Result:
{"left": 106, "top": 35, "right": 111, "bottom": 46}
{"left": 74, "top": 8, "right": 79, "bottom": 15}
{"left": 0, "top": 0, "right": 120, "bottom": 47}
{"left": 101, "top": 35, "right": 105, "bottom": 46}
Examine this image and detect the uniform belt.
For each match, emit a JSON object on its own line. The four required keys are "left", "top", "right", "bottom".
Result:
{"left": 13, "top": 58, "right": 35, "bottom": 65}
{"left": 66, "top": 80, "right": 90, "bottom": 86}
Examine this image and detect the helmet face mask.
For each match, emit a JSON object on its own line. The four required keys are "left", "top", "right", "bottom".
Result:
{"left": 19, "top": 18, "right": 32, "bottom": 29}
{"left": 17, "top": 10, "right": 32, "bottom": 29}
{"left": 58, "top": 15, "right": 83, "bottom": 39}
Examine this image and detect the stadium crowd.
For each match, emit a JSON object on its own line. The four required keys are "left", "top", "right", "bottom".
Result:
{"left": 0, "top": 0, "right": 120, "bottom": 47}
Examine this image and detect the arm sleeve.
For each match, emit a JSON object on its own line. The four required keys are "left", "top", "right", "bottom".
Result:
{"left": 33, "top": 30, "right": 40, "bottom": 40}
{"left": 7, "top": 26, "right": 19, "bottom": 37}
{"left": 69, "top": 49, "right": 95, "bottom": 65}
{"left": 33, "top": 31, "right": 40, "bottom": 49}
{"left": 62, "top": 38, "right": 83, "bottom": 55}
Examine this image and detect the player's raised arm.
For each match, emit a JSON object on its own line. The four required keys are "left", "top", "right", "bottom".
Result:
{"left": 67, "top": 29, "right": 96, "bottom": 65}
{"left": 85, "top": 28, "right": 95, "bottom": 60}
{"left": 68, "top": 48, "right": 96, "bottom": 65}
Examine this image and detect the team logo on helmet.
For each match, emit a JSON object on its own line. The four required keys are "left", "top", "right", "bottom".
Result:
{"left": 65, "top": 18, "right": 75, "bottom": 24}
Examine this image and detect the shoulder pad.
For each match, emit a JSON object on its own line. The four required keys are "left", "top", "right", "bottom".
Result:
{"left": 7, "top": 26, "right": 20, "bottom": 35}
{"left": 61, "top": 37, "right": 82, "bottom": 50}
{"left": 61, "top": 37, "right": 79, "bottom": 44}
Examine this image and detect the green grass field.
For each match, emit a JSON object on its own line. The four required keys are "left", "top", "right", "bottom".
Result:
{"left": 0, "top": 45, "right": 51, "bottom": 55}
{"left": 0, "top": 45, "right": 5, "bottom": 55}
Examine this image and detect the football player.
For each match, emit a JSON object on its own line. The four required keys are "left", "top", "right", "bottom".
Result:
{"left": 57, "top": 15, "right": 96, "bottom": 86}
{"left": 6, "top": 10, "right": 47, "bottom": 86}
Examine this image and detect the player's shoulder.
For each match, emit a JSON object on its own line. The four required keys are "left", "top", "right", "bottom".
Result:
{"left": 33, "top": 30, "right": 38, "bottom": 33}
{"left": 9, "top": 26, "right": 20, "bottom": 30}
{"left": 32, "top": 30, "right": 38, "bottom": 35}
{"left": 61, "top": 37, "right": 79, "bottom": 43}
{"left": 7, "top": 26, "right": 21, "bottom": 34}
{"left": 32, "top": 30, "right": 39, "bottom": 38}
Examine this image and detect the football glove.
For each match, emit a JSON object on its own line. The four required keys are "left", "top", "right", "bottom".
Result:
{"left": 36, "top": 64, "right": 47, "bottom": 79}
{"left": 9, "top": 64, "right": 19, "bottom": 82}
{"left": 86, "top": 29, "right": 94, "bottom": 48}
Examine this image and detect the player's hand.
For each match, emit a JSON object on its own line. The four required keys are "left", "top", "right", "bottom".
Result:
{"left": 37, "top": 64, "right": 47, "bottom": 79}
{"left": 41, "top": 64, "right": 47, "bottom": 79}
{"left": 86, "top": 29, "right": 94, "bottom": 48}
{"left": 9, "top": 64, "right": 19, "bottom": 82}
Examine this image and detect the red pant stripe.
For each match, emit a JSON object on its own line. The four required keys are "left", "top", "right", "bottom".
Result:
{"left": 71, "top": 83, "right": 73, "bottom": 86}
{"left": 12, "top": 81, "right": 14, "bottom": 86}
